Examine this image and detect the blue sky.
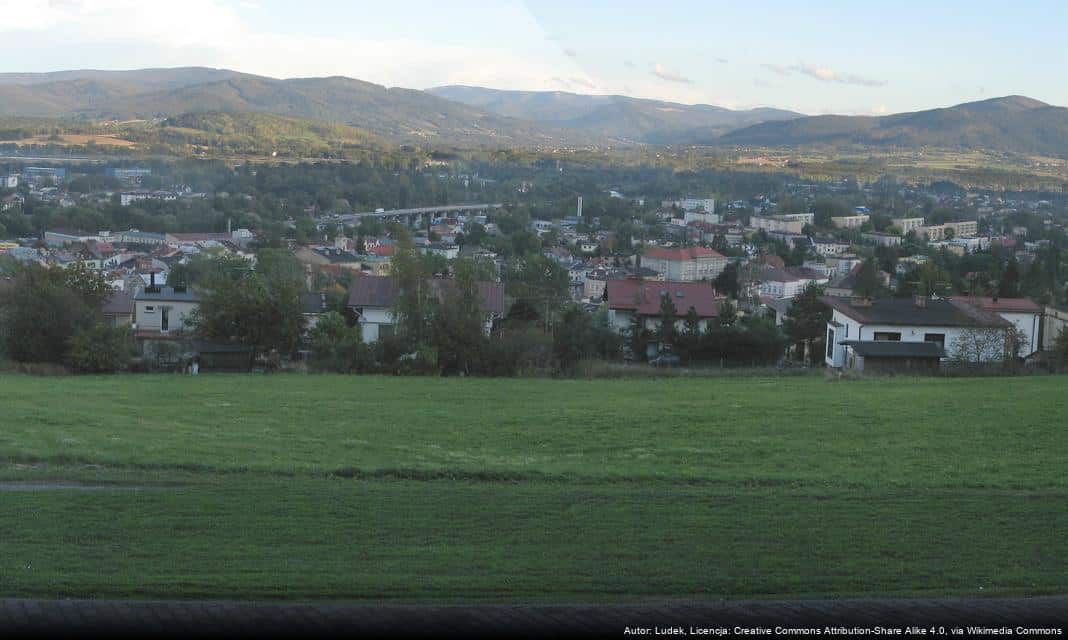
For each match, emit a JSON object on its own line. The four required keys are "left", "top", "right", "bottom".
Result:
{"left": 1, "top": 0, "right": 1065, "bottom": 115}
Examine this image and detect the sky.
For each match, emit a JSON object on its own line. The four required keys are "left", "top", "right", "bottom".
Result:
{"left": 1, "top": 0, "right": 1066, "bottom": 115}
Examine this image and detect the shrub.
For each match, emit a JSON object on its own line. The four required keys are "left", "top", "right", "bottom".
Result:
{"left": 67, "top": 324, "right": 136, "bottom": 374}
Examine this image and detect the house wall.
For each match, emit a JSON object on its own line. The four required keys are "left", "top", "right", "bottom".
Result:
{"left": 825, "top": 308, "right": 1007, "bottom": 367}
{"left": 354, "top": 305, "right": 495, "bottom": 343}
{"left": 608, "top": 308, "right": 712, "bottom": 334}
{"left": 1043, "top": 307, "right": 1068, "bottom": 351}
{"left": 134, "top": 300, "right": 199, "bottom": 334}
{"left": 996, "top": 311, "right": 1041, "bottom": 356}
{"left": 356, "top": 307, "right": 394, "bottom": 343}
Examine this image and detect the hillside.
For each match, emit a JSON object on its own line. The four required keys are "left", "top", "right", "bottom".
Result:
{"left": 721, "top": 95, "right": 1068, "bottom": 156}
{"left": 0, "top": 111, "right": 385, "bottom": 159}
{"left": 0, "top": 68, "right": 606, "bottom": 148}
{"left": 428, "top": 85, "right": 802, "bottom": 143}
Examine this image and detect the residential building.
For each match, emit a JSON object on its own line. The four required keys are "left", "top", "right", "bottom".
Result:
{"left": 106, "top": 167, "right": 152, "bottom": 181}
{"left": 605, "top": 278, "right": 723, "bottom": 357}
{"left": 24, "top": 167, "right": 67, "bottom": 183}
{"left": 347, "top": 275, "right": 504, "bottom": 343}
{"left": 918, "top": 220, "right": 979, "bottom": 241}
{"left": 2, "top": 174, "right": 17, "bottom": 188}
{"left": 755, "top": 266, "right": 828, "bottom": 300}
{"left": 133, "top": 285, "right": 200, "bottom": 337}
{"left": 891, "top": 217, "right": 925, "bottom": 233}
{"left": 831, "top": 214, "right": 870, "bottom": 229}
{"left": 680, "top": 197, "right": 715, "bottom": 213}
{"left": 825, "top": 263, "right": 891, "bottom": 298}
{"left": 812, "top": 237, "right": 851, "bottom": 256}
{"left": 823, "top": 296, "right": 1016, "bottom": 370}
{"left": 101, "top": 289, "right": 136, "bottom": 327}
{"left": 862, "top": 232, "right": 903, "bottom": 248}
{"left": 683, "top": 210, "right": 720, "bottom": 225}
{"left": 750, "top": 215, "right": 804, "bottom": 234}
{"left": 641, "top": 246, "right": 726, "bottom": 282}
{"left": 948, "top": 296, "right": 1043, "bottom": 357}
{"left": 1042, "top": 305, "right": 1068, "bottom": 352}
{"left": 1, "top": 193, "right": 24, "bottom": 211}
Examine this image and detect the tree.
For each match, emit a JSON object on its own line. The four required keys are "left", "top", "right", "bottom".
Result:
{"left": 0, "top": 263, "right": 111, "bottom": 364}
{"left": 998, "top": 258, "right": 1020, "bottom": 298}
{"left": 553, "top": 305, "right": 593, "bottom": 373}
{"left": 430, "top": 259, "right": 486, "bottom": 376}
{"left": 657, "top": 291, "right": 678, "bottom": 347}
{"left": 308, "top": 311, "right": 368, "bottom": 373}
{"left": 713, "top": 262, "right": 739, "bottom": 298}
{"left": 390, "top": 246, "right": 437, "bottom": 346}
{"left": 951, "top": 327, "right": 1011, "bottom": 366}
{"left": 782, "top": 282, "right": 830, "bottom": 364}
{"left": 855, "top": 258, "right": 880, "bottom": 298}
{"left": 192, "top": 250, "right": 306, "bottom": 364}
{"left": 1052, "top": 327, "right": 1068, "bottom": 369}
{"left": 626, "top": 313, "right": 647, "bottom": 362}
{"left": 67, "top": 324, "right": 136, "bottom": 373}
{"left": 716, "top": 299, "right": 738, "bottom": 328}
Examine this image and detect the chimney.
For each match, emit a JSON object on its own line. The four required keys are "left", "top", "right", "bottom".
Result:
{"left": 576, "top": 196, "right": 583, "bottom": 219}
{"left": 914, "top": 294, "right": 927, "bottom": 308}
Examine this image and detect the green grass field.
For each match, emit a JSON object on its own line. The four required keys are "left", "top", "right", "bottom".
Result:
{"left": 1, "top": 373, "right": 1065, "bottom": 601}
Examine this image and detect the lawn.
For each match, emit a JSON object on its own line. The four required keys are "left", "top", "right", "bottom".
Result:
{"left": 0, "top": 373, "right": 1065, "bottom": 601}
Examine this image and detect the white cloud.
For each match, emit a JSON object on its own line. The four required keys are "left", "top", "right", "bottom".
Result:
{"left": 651, "top": 63, "right": 691, "bottom": 84}
{"left": 793, "top": 63, "right": 885, "bottom": 87}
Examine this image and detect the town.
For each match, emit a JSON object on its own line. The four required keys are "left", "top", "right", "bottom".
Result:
{"left": 1, "top": 159, "right": 1066, "bottom": 375}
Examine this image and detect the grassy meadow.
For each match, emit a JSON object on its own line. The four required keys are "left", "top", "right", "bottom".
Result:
{"left": 0, "top": 373, "right": 1065, "bottom": 601}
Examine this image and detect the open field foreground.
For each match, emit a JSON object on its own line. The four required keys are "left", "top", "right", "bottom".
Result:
{"left": 0, "top": 374, "right": 1065, "bottom": 601}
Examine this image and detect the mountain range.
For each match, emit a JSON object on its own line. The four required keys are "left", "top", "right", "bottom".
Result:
{"left": 426, "top": 86, "right": 802, "bottom": 143}
{"left": 0, "top": 67, "right": 1066, "bottom": 156}
{"left": 720, "top": 95, "right": 1068, "bottom": 156}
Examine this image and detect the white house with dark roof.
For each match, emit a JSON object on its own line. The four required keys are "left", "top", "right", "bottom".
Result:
{"left": 133, "top": 285, "right": 200, "bottom": 337}
{"left": 822, "top": 295, "right": 1018, "bottom": 369}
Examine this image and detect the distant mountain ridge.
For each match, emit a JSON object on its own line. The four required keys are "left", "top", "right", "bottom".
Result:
{"left": 427, "top": 85, "right": 803, "bottom": 143}
{"left": 720, "top": 95, "right": 1068, "bottom": 156}
{"left": 0, "top": 68, "right": 603, "bottom": 147}
{"left": 0, "top": 68, "right": 1065, "bottom": 155}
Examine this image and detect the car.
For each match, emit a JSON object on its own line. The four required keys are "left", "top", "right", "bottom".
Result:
{"left": 649, "top": 353, "right": 681, "bottom": 367}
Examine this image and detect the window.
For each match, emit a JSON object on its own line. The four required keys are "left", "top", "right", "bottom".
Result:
{"left": 924, "top": 333, "right": 945, "bottom": 348}
{"left": 826, "top": 328, "right": 835, "bottom": 358}
{"left": 873, "top": 331, "right": 901, "bottom": 341}
{"left": 144, "top": 306, "right": 155, "bottom": 313}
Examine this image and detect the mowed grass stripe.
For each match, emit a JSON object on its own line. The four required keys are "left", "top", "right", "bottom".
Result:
{"left": 0, "top": 374, "right": 1065, "bottom": 488}
{"left": 1, "top": 476, "right": 1064, "bottom": 601}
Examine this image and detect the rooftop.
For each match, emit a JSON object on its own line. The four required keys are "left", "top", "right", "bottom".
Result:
{"left": 643, "top": 246, "right": 725, "bottom": 262}
{"left": 606, "top": 279, "right": 722, "bottom": 317}
{"left": 821, "top": 296, "right": 1009, "bottom": 328}
{"left": 134, "top": 286, "right": 200, "bottom": 303}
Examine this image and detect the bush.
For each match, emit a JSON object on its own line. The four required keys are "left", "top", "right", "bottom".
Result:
{"left": 67, "top": 324, "right": 136, "bottom": 373}
{"left": 308, "top": 312, "right": 373, "bottom": 373}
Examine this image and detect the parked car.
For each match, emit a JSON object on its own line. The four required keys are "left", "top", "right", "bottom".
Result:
{"left": 650, "top": 353, "right": 681, "bottom": 367}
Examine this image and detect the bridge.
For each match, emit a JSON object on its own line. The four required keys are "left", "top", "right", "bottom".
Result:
{"left": 315, "top": 203, "right": 503, "bottom": 229}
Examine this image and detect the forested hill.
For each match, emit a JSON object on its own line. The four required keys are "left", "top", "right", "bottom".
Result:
{"left": 0, "top": 69, "right": 604, "bottom": 148}
{"left": 428, "top": 85, "right": 802, "bottom": 143}
{"left": 720, "top": 96, "right": 1068, "bottom": 157}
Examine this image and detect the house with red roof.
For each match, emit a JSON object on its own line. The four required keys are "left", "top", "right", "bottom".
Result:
{"left": 605, "top": 278, "right": 723, "bottom": 337}
{"left": 641, "top": 246, "right": 726, "bottom": 282}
